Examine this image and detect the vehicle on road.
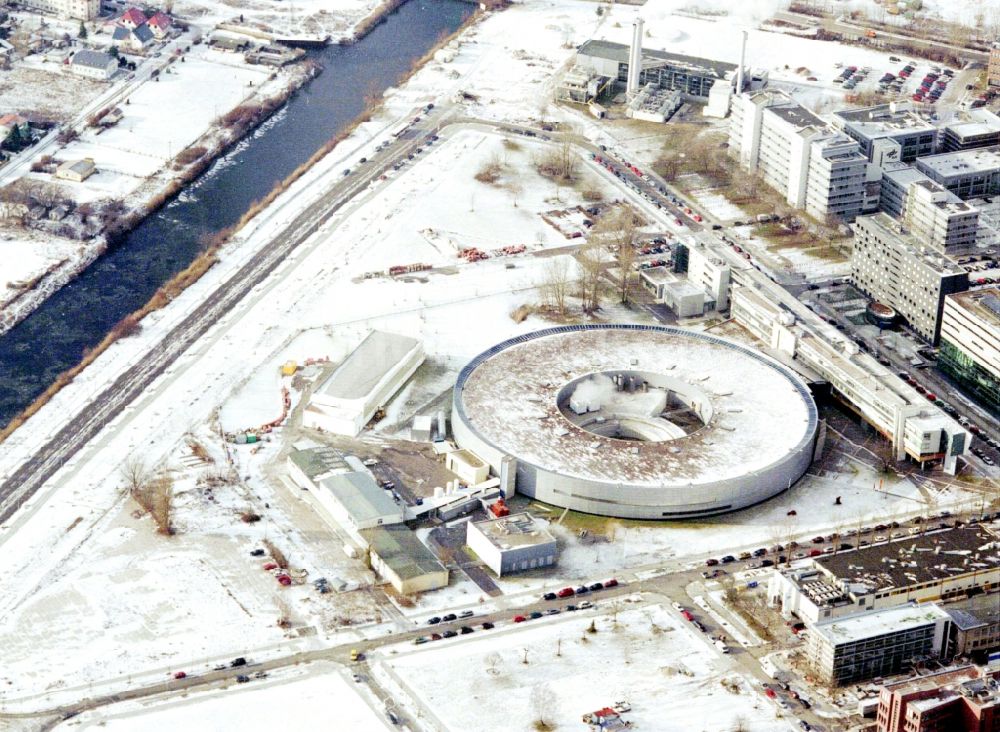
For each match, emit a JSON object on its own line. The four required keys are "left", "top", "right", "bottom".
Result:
{"left": 173, "top": 671, "right": 187, "bottom": 679}
{"left": 236, "top": 674, "right": 250, "bottom": 683}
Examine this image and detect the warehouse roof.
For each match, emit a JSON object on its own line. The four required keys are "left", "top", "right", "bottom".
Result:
{"left": 362, "top": 525, "right": 447, "bottom": 581}
{"left": 288, "top": 445, "right": 349, "bottom": 481}
{"left": 315, "top": 330, "right": 420, "bottom": 402}
{"left": 815, "top": 525, "right": 1000, "bottom": 593}
{"left": 319, "top": 471, "right": 402, "bottom": 525}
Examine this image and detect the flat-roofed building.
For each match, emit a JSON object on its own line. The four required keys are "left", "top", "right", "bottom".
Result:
{"left": 940, "top": 113, "right": 1000, "bottom": 153}
{"left": 730, "top": 90, "right": 867, "bottom": 220}
{"left": 807, "top": 603, "right": 952, "bottom": 686}
{"left": 989, "top": 41, "right": 1000, "bottom": 87}
{"left": 938, "top": 288, "right": 1000, "bottom": 413}
{"left": 732, "top": 284, "right": 969, "bottom": 472}
{"left": 362, "top": 525, "right": 448, "bottom": 595}
{"left": 877, "top": 665, "right": 1000, "bottom": 732}
{"left": 768, "top": 526, "right": 1000, "bottom": 625}
{"left": 943, "top": 592, "right": 1000, "bottom": 659}
{"left": 850, "top": 213, "right": 968, "bottom": 343}
{"left": 303, "top": 331, "right": 424, "bottom": 436}
{"left": 834, "top": 103, "right": 938, "bottom": 165}
{"left": 916, "top": 146, "right": 1000, "bottom": 200}
{"left": 903, "top": 179, "right": 979, "bottom": 253}
{"left": 315, "top": 471, "right": 404, "bottom": 532}
{"left": 466, "top": 513, "right": 558, "bottom": 576}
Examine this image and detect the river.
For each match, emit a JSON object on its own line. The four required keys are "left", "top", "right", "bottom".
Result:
{"left": 0, "top": 0, "right": 472, "bottom": 429}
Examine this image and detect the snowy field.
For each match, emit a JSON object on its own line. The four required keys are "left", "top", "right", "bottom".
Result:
{"left": 43, "top": 50, "right": 277, "bottom": 203}
{"left": 53, "top": 662, "right": 391, "bottom": 731}
{"left": 380, "top": 603, "right": 794, "bottom": 732}
{"left": 0, "top": 0, "right": 993, "bottom": 718}
{"left": 174, "top": 0, "right": 382, "bottom": 41}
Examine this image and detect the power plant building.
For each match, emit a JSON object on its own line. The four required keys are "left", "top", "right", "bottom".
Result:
{"left": 575, "top": 39, "right": 741, "bottom": 99}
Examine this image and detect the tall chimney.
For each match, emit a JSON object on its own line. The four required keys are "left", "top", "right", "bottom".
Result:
{"left": 736, "top": 30, "right": 747, "bottom": 93}
{"left": 627, "top": 17, "right": 644, "bottom": 97}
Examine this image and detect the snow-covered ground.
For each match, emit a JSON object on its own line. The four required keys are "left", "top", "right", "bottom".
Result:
{"left": 52, "top": 662, "right": 392, "bottom": 731}
{"left": 47, "top": 49, "right": 275, "bottom": 203}
{"left": 173, "top": 0, "right": 382, "bottom": 41}
{"left": 379, "top": 602, "right": 795, "bottom": 732}
{"left": 0, "top": 0, "right": 992, "bottom": 721}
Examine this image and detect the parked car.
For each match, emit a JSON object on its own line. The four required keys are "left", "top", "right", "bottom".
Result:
{"left": 482, "top": 621, "right": 495, "bottom": 630}
{"left": 513, "top": 615, "right": 527, "bottom": 623}
{"left": 427, "top": 616, "right": 441, "bottom": 625}
{"left": 557, "top": 587, "right": 575, "bottom": 598}
{"left": 442, "top": 613, "right": 457, "bottom": 622}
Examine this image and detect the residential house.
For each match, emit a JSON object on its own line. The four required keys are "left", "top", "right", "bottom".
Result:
{"left": 112, "top": 23, "right": 154, "bottom": 52}
{"left": 119, "top": 7, "right": 148, "bottom": 29}
{"left": 147, "top": 12, "right": 172, "bottom": 39}
{"left": 0, "top": 113, "right": 30, "bottom": 145}
{"left": 70, "top": 49, "right": 117, "bottom": 80}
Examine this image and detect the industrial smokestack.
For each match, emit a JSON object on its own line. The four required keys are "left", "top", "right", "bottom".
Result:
{"left": 627, "top": 17, "right": 644, "bottom": 97}
{"left": 736, "top": 30, "right": 747, "bottom": 93}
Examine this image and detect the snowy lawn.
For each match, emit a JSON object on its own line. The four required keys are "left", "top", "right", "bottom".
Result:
{"left": 380, "top": 603, "right": 794, "bottom": 732}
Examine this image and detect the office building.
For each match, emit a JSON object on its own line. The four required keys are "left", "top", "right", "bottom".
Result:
{"left": 732, "top": 284, "right": 969, "bottom": 472}
{"left": 943, "top": 592, "right": 1000, "bottom": 659}
{"left": 940, "top": 109, "right": 1000, "bottom": 152}
{"left": 807, "top": 603, "right": 952, "bottom": 686}
{"left": 877, "top": 665, "right": 1000, "bottom": 732}
{"left": 835, "top": 103, "right": 938, "bottom": 165}
{"left": 989, "top": 41, "right": 1000, "bottom": 87}
{"left": 939, "top": 289, "right": 1000, "bottom": 413}
{"left": 729, "top": 90, "right": 867, "bottom": 220}
{"left": 917, "top": 147, "right": 1000, "bottom": 200}
{"left": 903, "top": 179, "right": 979, "bottom": 253}
{"left": 850, "top": 213, "right": 968, "bottom": 343}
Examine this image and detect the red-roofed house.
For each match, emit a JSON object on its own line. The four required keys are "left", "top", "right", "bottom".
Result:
{"left": 147, "top": 12, "right": 172, "bottom": 38}
{"left": 119, "top": 7, "right": 148, "bottom": 29}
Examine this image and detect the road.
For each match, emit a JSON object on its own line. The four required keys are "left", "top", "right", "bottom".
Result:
{"left": 9, "top": 517, "right": 975, "bottom": 730}
{"left": 772, "top": 10, "right": 989, "bottom": 65}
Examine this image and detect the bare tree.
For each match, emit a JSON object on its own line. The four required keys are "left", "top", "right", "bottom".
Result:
{"left": 539, "top": 256, "right": 572, "bottom": 317}
{"left": 588, "top": 205, "right": 639, "bottom": 304}
{"left": 530, "top": 682, "right": 557, "bottom": 731}
{"left": 120, "top": 455, "right": 150, "bottom": 496}
{"left": 576, "top": 242, "right": 604, "bottom": 314}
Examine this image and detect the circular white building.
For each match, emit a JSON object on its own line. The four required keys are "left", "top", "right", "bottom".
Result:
{"left": 452, "top": 325, "right": 818, "bottom": 519}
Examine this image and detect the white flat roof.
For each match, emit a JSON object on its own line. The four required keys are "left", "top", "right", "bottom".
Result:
{"left": 315, "top": 330, "right": 420, "bottom": 401}
{"left": 812, "top": 603, "right": 950, "bottom": 646}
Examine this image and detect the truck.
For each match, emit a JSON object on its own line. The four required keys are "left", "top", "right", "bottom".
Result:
{"left": 350, "top": 649, "right": 364, "bottom": 662}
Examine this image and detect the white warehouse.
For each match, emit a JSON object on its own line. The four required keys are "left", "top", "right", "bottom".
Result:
{"left": 303, "top": 331, "right": 424, "bottom": 436}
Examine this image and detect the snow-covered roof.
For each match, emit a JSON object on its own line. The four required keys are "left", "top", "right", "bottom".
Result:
{"left": 314, "top": 330, "right": 420, "bottom": 401}
{"left": 71, "top": 49, "right": 114, "bottom": 69}
{"left": 454, "top": 325, "right": 817, "bottom": 488}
